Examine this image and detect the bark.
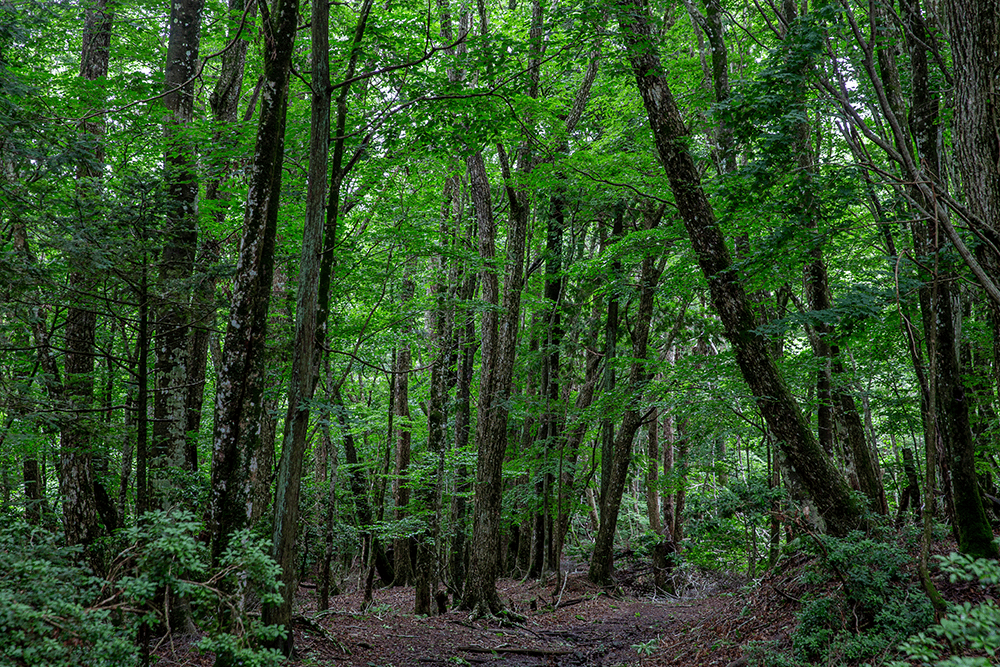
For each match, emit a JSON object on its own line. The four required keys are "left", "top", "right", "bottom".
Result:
{"left": 392, "top": 275, "right": 415, "bottom": 586}
{"left": 554, "top": 330, "right": 601, "bottom": 579}
{"left": 263, "top": 0, "right": 330, "bottom": 650}
{"left": 60, "top": 0, "right": 113, "bottom": 555}
{"left": 416, "top": 175, "right": 458, "bottom": 614}
{"left": 599, "top": 208, "right": 623, "bottom": 512}
{"left": 209, "top": 0, "right": 299, "bottom": 602}
{"left": 23, "top": 458, "right": 43, "bottom": 524}
{"left": 896, "top": 447, "right": 921, "bottom": 526}
{"left": 616, "top": 0, "right": 863, "bottom": 536}
{"left": 193, "top": 0, "right": 256, "bottom": 466}
{"left": 589, "top": 212, "right": 662, "bottom": 585}
{"left": 450, "top": 268, "right": 477, "bottom": 597}
{"left": 318, "top": 419, "right": 337, "bottom": 611}
{"left": 461, "top": 143, "right": 529, "bottom": 616}
{"left": 940, "top": 0, "right": 1000, "bottom": 559}
{"left": 152, "top": 0, "right": 205, "bottom": 502}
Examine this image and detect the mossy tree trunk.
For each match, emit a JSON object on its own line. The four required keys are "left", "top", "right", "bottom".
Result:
{"left": 616, "top": 0, "right": 864, "bottom": 536}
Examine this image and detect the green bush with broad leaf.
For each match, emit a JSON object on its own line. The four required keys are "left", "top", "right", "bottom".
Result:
{"left": 890, "top": 553, "right": 1000, "bottom": 667}
{"left": 0, "top": 511, "right": 285, "bottom": 667}
{"left": 0, "top": 521, "right": 134, "bottom": 667}
{"left": 786, "top": 531, "right": 933, "bottom": 665}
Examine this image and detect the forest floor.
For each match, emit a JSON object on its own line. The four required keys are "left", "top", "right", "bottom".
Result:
{"left": 153, "top": 538, "right": 993, "bottom": 667}
{"left": 152, "top": 555, "right": 788, "bottom": 667}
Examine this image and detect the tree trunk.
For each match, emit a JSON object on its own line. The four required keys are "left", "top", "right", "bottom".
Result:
{"left": 61, "top": 0, "right": 113, "bottom": 556}
{"left": 599, "top": 207, "right": 623, "bottom": 514}
{"left": 615, "top": 0, "right": 863, "bottom": 536}
{"left": 941, "top": 0, "right": 1000, "bottom": 559}
{"left": 264, "top": 0, "right": 330, "bottom": 651}
{"left": 152, "top": 0, "right": 205, "bottom": 503}
{"left": 209, "top": 0, "right": 299, "bottom": 622}
{"left": 589, "top": 211, "right": 662, "bottom": 585}
{"left": 461, "top": 144, "right": 529, "bottom": 616}
{"left": 392, "top": 274, "right": 415, "bottom": 586}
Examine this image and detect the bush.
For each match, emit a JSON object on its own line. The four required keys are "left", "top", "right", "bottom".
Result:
{"left": 890, "top": 553, "right": 1000, "bottom": 667}
{"left": 0, "top": 511, "right": 285, "bottom": 667}
{"left": 0, "top": 521, "right": 134, "bottom": 667}
{"left": 789, "top": 531, "right": 932, "bottom": 665}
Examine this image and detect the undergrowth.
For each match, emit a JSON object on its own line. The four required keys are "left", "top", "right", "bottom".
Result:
{"left": 0, "top": 511, "right": 284, "bottom": 667}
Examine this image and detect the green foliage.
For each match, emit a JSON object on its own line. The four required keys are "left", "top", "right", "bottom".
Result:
{"left": 0, "top": 520, "right": 135, "bottom": 667}
{"left": 786, "top": 532, "right": 932, "bottom": 664}
{"left": 890, "top": 554, "right": 1000, "bottom": 667}
{"left": 0, "top": 512, "right": 284, "bottom": 667}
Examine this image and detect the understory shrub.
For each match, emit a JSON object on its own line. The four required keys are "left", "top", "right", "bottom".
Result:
{"left": 0, "top": 522, "right": 134, "bottom": 667}
{"left": 789, "top": 531, "right": 932, "bottom": 665}
{"left": 0, "top": 511, "right": 284, "bottom": 667}
{"left": 890, "top": 553, "right": 1000, "bottom": 667}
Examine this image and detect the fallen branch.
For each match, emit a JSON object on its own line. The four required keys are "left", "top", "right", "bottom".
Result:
{"left": 456, "top": 645, "right": 574, "bottom": 656}
{"left": 294, "top": 615, "right": 350, "bottom": 654}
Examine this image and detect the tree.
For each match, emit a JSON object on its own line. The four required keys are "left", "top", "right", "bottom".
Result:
{"left": 150, "top": 0, "right": 205, "bottom": 509}
{"left": 615, "top": 0, "right": 865, "bottom": 537}
{"left": 59, "top": 0, "right": 114, "bottom": 555}
{"left": 208, "top": 0, "right": 299, "bottom": 612}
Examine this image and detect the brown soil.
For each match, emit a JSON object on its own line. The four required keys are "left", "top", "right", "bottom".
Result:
{"left": 289, "top": 564, "right": 747, "bottom": 667}
{"left": 152, "top": 539, "right": 995, "bottom": 667}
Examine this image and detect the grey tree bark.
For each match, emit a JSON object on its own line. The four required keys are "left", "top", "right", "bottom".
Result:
{"left": 60, "top": 0, "right": 113, "bottom": 556}
{"left": 152, "top": 0, "right": 205, "bottom": 505}
{"left": 208, "top": 0, "right": 299, "bottom": 599}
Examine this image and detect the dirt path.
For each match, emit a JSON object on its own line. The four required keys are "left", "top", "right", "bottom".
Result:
{"left": 290, "top": 570, "right": 748, "bottom": 667}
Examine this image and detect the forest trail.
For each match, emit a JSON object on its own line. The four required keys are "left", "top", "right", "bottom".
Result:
{"left": 281, "top": 565, "right": 760, "bottom": 667}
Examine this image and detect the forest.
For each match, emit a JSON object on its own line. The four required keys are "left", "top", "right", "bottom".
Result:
{"left": 2, "top": 0, "right": 1000, "bottom": 664}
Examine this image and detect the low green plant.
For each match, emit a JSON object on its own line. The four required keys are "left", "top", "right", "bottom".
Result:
{"left": 789, "top": 531, "right": 932, "bottom": 665}
{"left": 0, "top": 521, "right": 134, "bottom": 667}
{"left": 889, "top": 553, "right": 1000, "bottom": 667}
{"left": 0, "top": 511, "right": 285, "bottom": 667}
{"left": 633, "top": 636, "right": 659, "bottom": 656}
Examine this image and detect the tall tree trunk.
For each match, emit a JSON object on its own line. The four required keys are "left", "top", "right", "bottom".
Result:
{"left": 61, "top": 0, "right": 113, "bottom": 555}
{"left": 450, "top": 268, "right": 477, "bottom": 597}
{"left": 940, "top": 0, "right": 1000, "bottom": 559}
{"left": 615, "top": 0, "right": 864, "bottom": 536}
{"left": 192, "top": 0, "right": 256, "bottom": 476}
{"left": 461, "top": 141, "right": 529, "bottom": 615}
{"left": 264, "top": 0, "right": 330, "bottom": 652}
{"left": 152, "top": 0, "right": 205, "bottom": 503}
{"left": 392, "top": 274, "right": 415, "bottom": 586}
{"left": 209, "top": 0, "right": 299, "bottom": 598}
{"left": 589, "top": 210, "right": 663, "bottom": 585}
{"left": 599, "top": 207, "right": 623, "bottom": 513}
{"left": 782, "top": 0, "right": 887, "bottom": 515}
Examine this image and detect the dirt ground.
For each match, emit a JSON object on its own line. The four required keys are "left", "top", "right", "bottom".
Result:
{"left": 152, "top": 540, "right": 994, "bottom": 667}
{"left": 289, "top": 563, "right": 748, "bottom": 667}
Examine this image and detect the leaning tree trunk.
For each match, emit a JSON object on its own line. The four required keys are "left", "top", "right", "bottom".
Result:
{"left": 780, "top": 0, "right": 888, "bottom": 515}
{"left": 615, "top": 0, "right": 864, "bottom": 536}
